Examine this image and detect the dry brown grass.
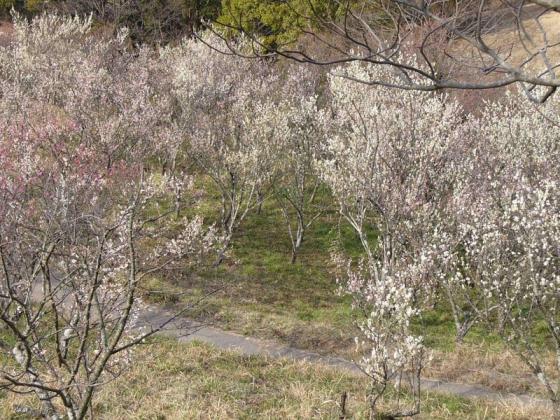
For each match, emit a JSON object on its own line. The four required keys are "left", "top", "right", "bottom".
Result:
{"left": 426, "top": 344, "right": 556, "bottom": 397}
{"left": 0, "top": 338, "right": 554, "bottom": 419}
{"left": 450, "top": 7, "right": 560, "bottom": 93}
{"left": 481, "top": 10, "right": 560, "bottom": 70}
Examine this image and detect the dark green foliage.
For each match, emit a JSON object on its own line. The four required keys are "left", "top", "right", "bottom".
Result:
{"left": 1, "top": 0, "right": 222, "bottom": 43}
{"left": 1, "top": 0, "right": 388, "bottom": 46}
{"left": 1, "top": 0, "right": 52, "bottom": 17}
{"left": 102, "top": 0, "right": 222, "bottom": 43}
{"left": 217, "top": 0, "right": 340, "bottom": 48}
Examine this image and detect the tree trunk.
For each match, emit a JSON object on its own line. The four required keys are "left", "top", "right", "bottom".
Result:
{"left": 290, "top": 225, "right": 304, "bottom": 264}
{"left": 174, "top": 192, "right": 181, "bottom": 219}
{"left": 256, "top": 190, "right": 264, "bottom": 215}
{"left": 13, "top": 344, "right": 62, "bottom": 420}
{"left": 214, "top": 234, "right": 232, "bottom": 267}
{"left": 290, "top": 247, "right": 297, "bottom": 264}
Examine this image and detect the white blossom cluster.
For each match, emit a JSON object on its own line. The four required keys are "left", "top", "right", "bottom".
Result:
{"left": 446, "top": 91, "right": 560, "bottom": 401}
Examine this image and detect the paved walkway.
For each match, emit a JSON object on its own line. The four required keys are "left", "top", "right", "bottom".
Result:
{"left": 138, "top": 305, "right": 549, "bottom": 409}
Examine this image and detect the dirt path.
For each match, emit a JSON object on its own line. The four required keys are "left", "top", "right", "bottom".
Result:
{"left": 138, "top": 305, "right": 549, "bottom": 409}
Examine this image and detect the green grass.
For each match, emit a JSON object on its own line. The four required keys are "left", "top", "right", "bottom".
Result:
{"left": 142, "top": 179, "right": 363, "bottom": 355}
{"left": 145, "top": 180, "right": 493, "bottom": 354}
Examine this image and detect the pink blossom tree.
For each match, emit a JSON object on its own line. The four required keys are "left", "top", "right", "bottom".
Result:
{"left": 0, "top": 14, "right": 215, "bottom": 418}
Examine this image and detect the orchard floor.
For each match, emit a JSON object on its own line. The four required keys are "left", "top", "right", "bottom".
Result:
{"left": 0, "top": 193, "right": 555, "bottom": 417}
{"left": 141, "top": 184, "right": 555, "bottom": 401}
{"left": 0, "top": 338, "right": 553, "bottom": 419}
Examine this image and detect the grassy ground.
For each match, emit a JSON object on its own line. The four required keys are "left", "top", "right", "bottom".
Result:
{"left": 139, "top": 180, "right": 554, "bottom": 398}
{"left": 0, "top": 338, "right": 552, "bottom": 419}
{"left": 143, "top": 183, "right": 360, "bottom": 355}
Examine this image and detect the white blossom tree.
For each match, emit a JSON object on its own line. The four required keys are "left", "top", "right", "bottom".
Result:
{"left": 271, "top": 69, "right": 327, "bottom": 263}
{"left": 450, "top": 90, "right": 560, "bottom": 417}
{"left": 167, "top": 35, "right": 284, "bottom": 263}
{"left": 317, "top": 61, "right": 467, "bottom": 416}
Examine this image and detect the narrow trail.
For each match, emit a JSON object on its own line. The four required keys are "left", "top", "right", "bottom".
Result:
{"left": 138, "top": 305, "right": 549, "bottom": 409}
